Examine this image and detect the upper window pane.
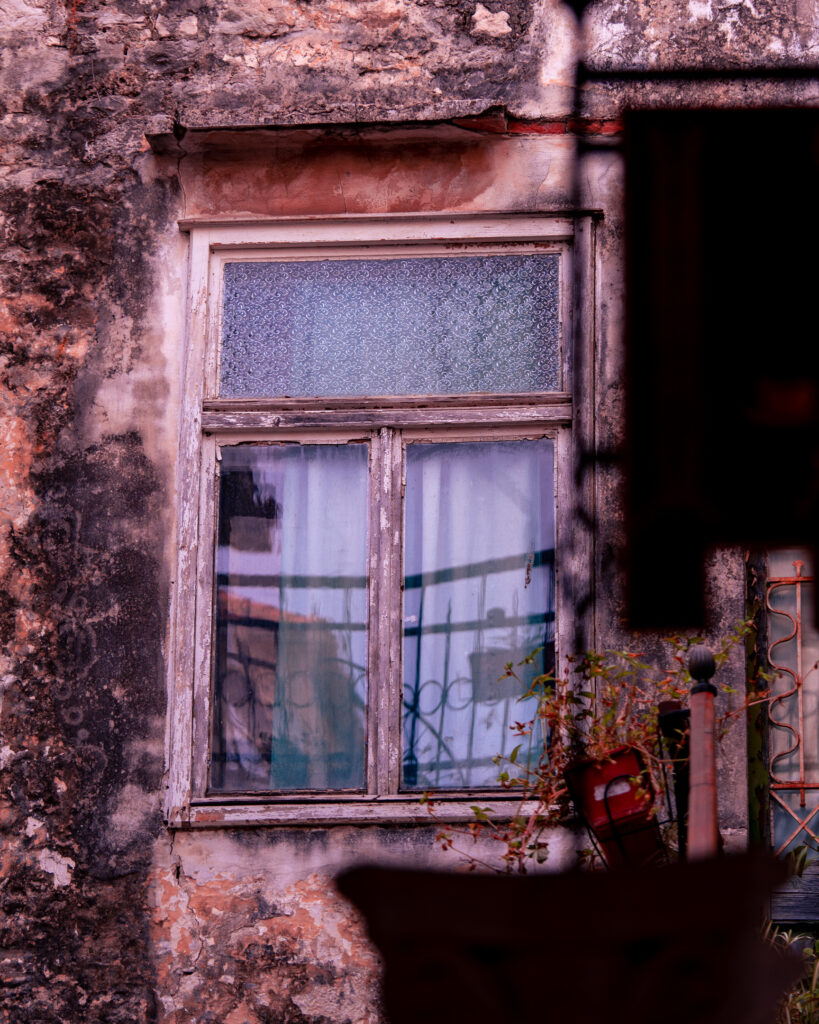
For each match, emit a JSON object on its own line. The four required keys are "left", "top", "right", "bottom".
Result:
{"left": 219, "top": 254, "right": 560, "bottom": 397}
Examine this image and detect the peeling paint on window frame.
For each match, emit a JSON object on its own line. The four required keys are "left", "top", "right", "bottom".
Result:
{"left": 166, "top": 213, "right": 596, "bottom": 828}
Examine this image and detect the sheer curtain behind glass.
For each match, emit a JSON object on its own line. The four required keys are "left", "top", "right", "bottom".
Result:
{"left": 402, "top": 440, "right": 555, "bottom": 789}
{"left": 211, "top": 444, "right": 368, "bottom": 792}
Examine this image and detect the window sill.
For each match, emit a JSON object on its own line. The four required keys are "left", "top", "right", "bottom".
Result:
{"left": 169, "top": 797, "right": 542, "bottom": 829}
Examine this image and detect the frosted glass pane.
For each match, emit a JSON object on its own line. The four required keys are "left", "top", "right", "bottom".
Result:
{"left": 210, "top": 444, "right": 368, "bottom": 793}
{"left": 402, "top": 439, "right": 555, "bottom": 790}
{"left": 220, "top": 255, "right": 559, "bottom": 397}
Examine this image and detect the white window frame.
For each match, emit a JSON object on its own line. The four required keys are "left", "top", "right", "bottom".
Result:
{"left": 166, "top": 213, "right": 596, "bottom": 828}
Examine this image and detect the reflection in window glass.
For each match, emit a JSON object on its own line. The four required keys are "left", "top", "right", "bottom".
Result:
{"left": 210, "top": 444, "right": 368, "bottom": 792}
{"left": 402, "top": 439, "right": 555, "bottom": 790}
{"left": 220, "top": 255, "right": 560, "bottom": 397}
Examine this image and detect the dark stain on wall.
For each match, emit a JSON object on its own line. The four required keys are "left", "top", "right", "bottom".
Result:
{"left": 0, "top": 435, "right": 167, "bottom": 1021}
{"left": 0, "top": 157, "right": 171, "bottom": 1020}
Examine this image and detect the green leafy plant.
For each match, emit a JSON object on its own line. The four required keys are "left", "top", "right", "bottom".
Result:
{"left": 763, "top": 922, "right": 819, "bottom": 1023}
{"left": 423, "top": 618, "right": 763, "bottom": 873}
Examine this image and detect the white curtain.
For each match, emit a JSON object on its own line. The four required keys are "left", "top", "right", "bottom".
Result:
{"left": 402, "top": 439, "right": 555, "bottom": 789}
{"left": 214, "top": 444, "right": 368, "bottom": 792}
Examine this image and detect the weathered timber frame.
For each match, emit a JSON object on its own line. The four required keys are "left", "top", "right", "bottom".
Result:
{"left": 166, "top": 213, "right": 597, "bottom": 827}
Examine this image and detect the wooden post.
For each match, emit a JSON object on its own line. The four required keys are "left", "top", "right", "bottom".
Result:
{"left": 687, "top": 646, "right": 719, "bottom": 859}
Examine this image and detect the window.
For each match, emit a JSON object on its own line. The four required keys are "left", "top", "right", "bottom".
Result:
{"left": 765, "top": 550, "right": 819, "bottom": 856}
{"left": 167, "top": 215, "right": 589, "bottom": 826}
{"left": 763, "top": 549, "right": 819, "bottom": 920}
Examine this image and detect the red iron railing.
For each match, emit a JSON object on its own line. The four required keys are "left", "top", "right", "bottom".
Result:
{"left": 766, "top": 559, "right": 819, "bottom": 854}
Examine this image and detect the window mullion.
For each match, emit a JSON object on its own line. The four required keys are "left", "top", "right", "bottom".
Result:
{"left": 369, "top": 427, "right": 404, "bottom": 796}
{"left": 366, "top": 433, "right": 383, "bottom": 796}
{"left": 386, "top": 428, "right": 404, "bottom": 794}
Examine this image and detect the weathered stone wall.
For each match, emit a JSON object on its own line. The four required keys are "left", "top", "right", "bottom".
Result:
{"left": 2, "top": 0, "right": 818, "bottom": 1021}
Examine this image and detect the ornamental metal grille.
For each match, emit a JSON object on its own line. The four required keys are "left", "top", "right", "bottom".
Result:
{"left": 766, "top": 554, "right": 819, "bottom": 855}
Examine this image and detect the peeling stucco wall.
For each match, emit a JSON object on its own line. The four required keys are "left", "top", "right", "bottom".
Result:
{"left": 2, "top": 0, "right": 819, "bottom": 1020}
{"left": 148, "top": 837, "right": 384, "bottom": 1024}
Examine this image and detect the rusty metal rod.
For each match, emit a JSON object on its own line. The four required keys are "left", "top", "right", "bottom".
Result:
{"left": 687, "top": 646, "right": 719, "bottom": 860}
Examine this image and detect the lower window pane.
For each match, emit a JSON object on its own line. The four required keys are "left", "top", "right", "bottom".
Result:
{"left": 402, "top": 439, "right": 555, "bottom": 790}
{"left": 210, "top": 444, "right": 368, "bottom": 792}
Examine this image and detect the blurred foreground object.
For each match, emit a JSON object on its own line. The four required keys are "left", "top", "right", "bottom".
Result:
{"left": 624, "top": 109, "right": 819, "bottom": 629}
{"left": 338, "top": 854, "right": 800, "bottom": 1024}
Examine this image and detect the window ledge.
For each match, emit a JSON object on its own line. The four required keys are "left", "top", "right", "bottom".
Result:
{"left": 169, "top": 798, "right": 542, "bottom": 829}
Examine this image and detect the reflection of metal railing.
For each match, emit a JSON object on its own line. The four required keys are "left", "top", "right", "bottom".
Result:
{"left": 210, "top": 585, "right": 367, "bottom": 790}
{"left": 213, "top": 548, "right": 555, "bottom": 791}
{"left": 766, "top": 560, "right": 819, "bottom": 853}
{"left": 403, "top": 549, "right": 555, "bottom": 789}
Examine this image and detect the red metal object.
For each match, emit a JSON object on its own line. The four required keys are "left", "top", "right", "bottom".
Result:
{"left": 566, "top": 746, "right": 664, "bottom": 868}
